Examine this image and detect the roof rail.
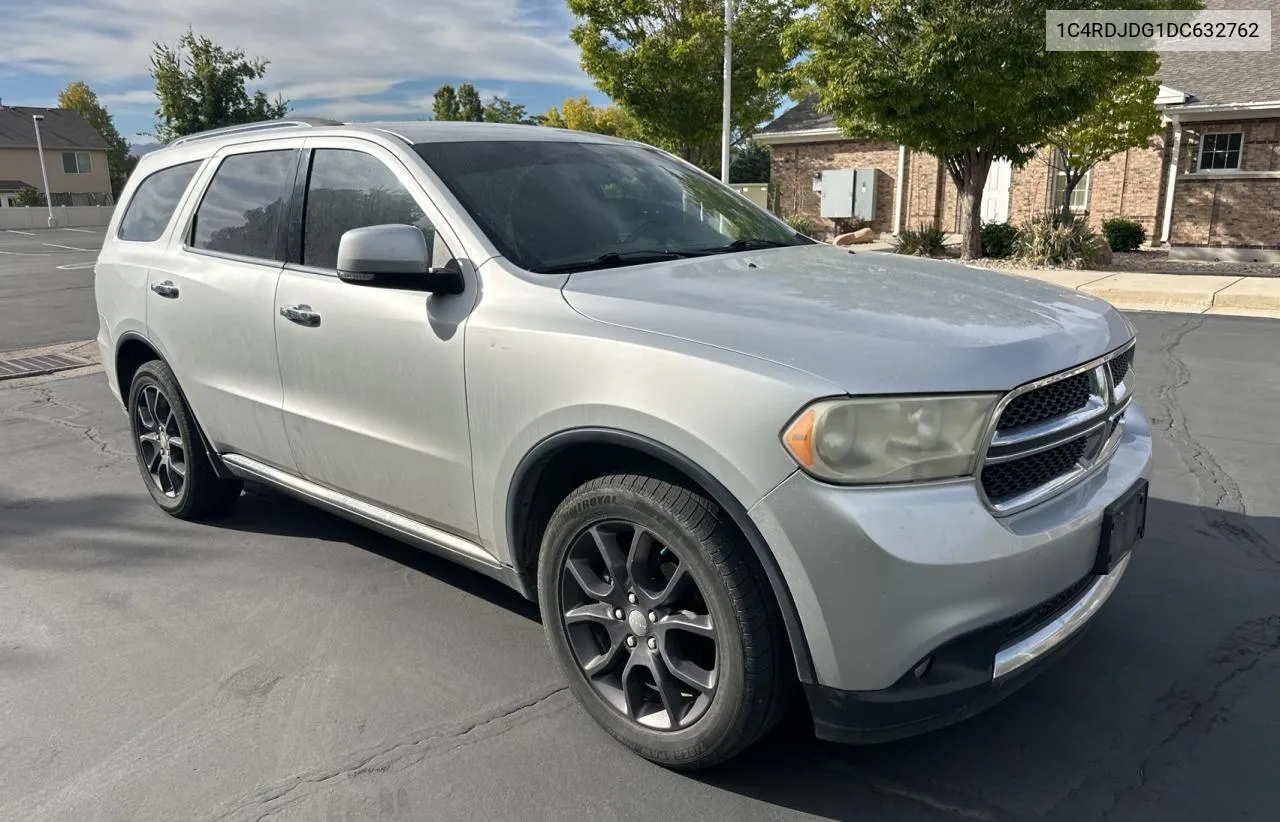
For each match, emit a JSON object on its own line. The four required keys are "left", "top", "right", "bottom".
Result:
{"left": 168, "top": 117, "right": 344, "bottom": 148}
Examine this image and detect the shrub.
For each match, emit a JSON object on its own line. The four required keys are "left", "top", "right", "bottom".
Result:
{"left": 784, "top": 214, "right": 820, "bottom": 237}
{"left": 14, "top": 184, "right": 46, "bottom": 208}
{"left": 1101, "top": 218, "right": 1147, "bottom": 252}
{"left": 980, "top": 221, "right": 1019, "bottom": 259}
{"left": 833, "top": 216, "right": 871, "bottom": 235}
{"left": 1013, "top": 216, "right": 1099, "bottom": 268}
{"left": 892, "top": 225, "right": 948, "bottom": 257}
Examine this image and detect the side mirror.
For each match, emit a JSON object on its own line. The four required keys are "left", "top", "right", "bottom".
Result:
{"left": 335, "top": 224, "right": 465, "bottom": 295}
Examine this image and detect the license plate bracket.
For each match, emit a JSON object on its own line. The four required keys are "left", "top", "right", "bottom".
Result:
{"left": 1094, "top": 478, "right": 1148, "bottom": 575}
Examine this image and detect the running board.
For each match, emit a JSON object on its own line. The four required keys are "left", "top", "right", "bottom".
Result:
{"left": 220, "top": 454, "right": 515, "bottom": 588}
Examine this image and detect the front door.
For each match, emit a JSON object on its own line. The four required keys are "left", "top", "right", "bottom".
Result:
{"left": 273, "top": 139, "right": 482, "bottom": 541}
{"left": 982, "top": 159, "right": 1012, "bottom": 224}
{"left": 147, "top": 146, "right": 299, "bottom": 471}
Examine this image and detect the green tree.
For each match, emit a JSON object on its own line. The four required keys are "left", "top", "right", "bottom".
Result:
{"left": 730, "top": 139, "right": 771, "bottom": 183}
{"left": 432, "top": 84, "right": 460, "bottom": 121}
{"left": 482, "top": 96, "right": 536, "bottom": 125}
{"left": 542, "top": 95, "right": 641, "bottom": 139}
{"left": 457, "top": 83, "right": 484, "bottom": 122}
{"left": 149, "top": 28, "right": 289, "bottom": 144}
{"left": 569, "top": 0, "right": 802, "bottom": 173}
{"left": 789, "top": 0, "right": 1196, "bottom": 259}
{"left": 57, "top": 81, "right": 137, "bottom": 197}
{"left": 14, "top": 185, "right": 46, "bottom": 207}
{"left": 1045, "top": 74, "right": 1163, "bottom": 223}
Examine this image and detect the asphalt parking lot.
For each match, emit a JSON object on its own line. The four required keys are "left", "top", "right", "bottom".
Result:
{"left": 1, "top": 236, "right": 1278, "bottom": 820}
{"left": 0, "top": 227, "right": 104, "bottom": 352}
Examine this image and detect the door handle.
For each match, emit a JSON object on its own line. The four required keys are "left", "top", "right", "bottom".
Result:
{"left": 280, "top": 304, "right": 321, "bottom": 327}
{"left": 150, "top": 280, "right": 179, "bottom": 299}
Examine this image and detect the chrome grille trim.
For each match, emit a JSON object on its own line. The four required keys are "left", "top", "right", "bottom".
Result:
{"left": 978, "top": 339, "right": 1137, "bottom": 516}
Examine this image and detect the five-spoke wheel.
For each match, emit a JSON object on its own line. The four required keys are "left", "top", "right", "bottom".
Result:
{"left": 561, "top": 521, "right": 719, "bottom": 730}
{"left": 539, "top": 474, "right": 792, "bottom": 769}
{"left": 127, "top": 359, "right": 242, "bottom": 519}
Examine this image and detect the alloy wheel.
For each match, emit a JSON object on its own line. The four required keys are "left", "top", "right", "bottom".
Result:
{"left": 559, "top": 520, "right": 719, "bottom": 731}
{"left": 134, "top": 384, "right": 187, "bottom": 499}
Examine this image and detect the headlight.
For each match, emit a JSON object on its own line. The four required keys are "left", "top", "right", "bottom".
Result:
{"left": 781, "top": 394, "right": 1001, "bottom": 484}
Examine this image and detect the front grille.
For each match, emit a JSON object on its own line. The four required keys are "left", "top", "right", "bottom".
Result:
{"left": 1001, "top": 575, "right": 1095, "bottom": 646}
{"left": 980, "top": 343, "right": 1135, "bottom": 513}
{"left": 981, "top": 437, "right": 1088, "bottom": 504}
{"left": 997, "top": 372, "right": 1091, "bottom": 431}
{"left": 1109, "top": 348, "right": 1133, "bottom": 385}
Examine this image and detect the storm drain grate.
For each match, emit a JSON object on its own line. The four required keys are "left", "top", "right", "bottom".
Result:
{"left": 0, "top": 352, "right": 89, "bottom": 380}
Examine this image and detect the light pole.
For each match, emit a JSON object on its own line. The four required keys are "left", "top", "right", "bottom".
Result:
{"left": 720, "top": 0, "right": 733, "bottom": 184}
{"left": 31, "top": 114, "right": 56, "bottom": 227}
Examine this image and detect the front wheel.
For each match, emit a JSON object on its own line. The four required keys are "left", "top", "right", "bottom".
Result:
{"left": 537, "top": 474, "right": 792, "bottom": 769}
{"left": 127, "top": 360, "right": 242, "bottom": 519}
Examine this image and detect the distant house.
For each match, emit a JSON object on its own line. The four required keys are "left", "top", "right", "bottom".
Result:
{"left": 756, "top": 48, "right": 1280, "bottom": 261}
{"left": 0, "top": 105, "right": 112, "bottom": 208}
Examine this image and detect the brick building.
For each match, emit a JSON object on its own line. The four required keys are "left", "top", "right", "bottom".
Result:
{"left": 756, "top": 47, "right": 1280, "bottom": 261}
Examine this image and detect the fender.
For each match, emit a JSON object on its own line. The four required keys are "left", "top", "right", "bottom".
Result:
{"left": 506, "top": 426, "right": 816, "bottom": 684}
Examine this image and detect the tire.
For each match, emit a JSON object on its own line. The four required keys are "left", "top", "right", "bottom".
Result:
{"left": 127, "top": 360, "right": 242, "bottom": 520}
{"left": 537, "top": 474, "right": 792, "bottom": 769}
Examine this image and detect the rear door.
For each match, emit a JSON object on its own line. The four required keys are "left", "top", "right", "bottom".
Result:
{"left": 273, "top": 137, "right": 481, "bottom": 540}
{"left": 146, "top": 144, "right": 300, "bottom": 470}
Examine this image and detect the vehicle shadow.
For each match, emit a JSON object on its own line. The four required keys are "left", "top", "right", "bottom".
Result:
{"left": 207, "top": 484, "right": 542, "bottom": 622}
{"left": 692, "top": 496, "right": 1280, "bottom": 821}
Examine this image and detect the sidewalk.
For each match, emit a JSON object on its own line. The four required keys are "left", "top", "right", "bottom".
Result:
{"left": 853, "top": 246, "right": 1280, "bottom": 319}
{"left": 984, "top": 268, "right": 1280, "bottom": 319}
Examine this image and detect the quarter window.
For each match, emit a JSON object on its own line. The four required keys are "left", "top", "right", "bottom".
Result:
{"left": 191, "top": 150, "right": 296, "bottom": 261}
{"left": 1198, "top": 132, "right": 1243, "bottom": 171}
{"left": 117, "top": 161, "right": 202, "bottom": 242}
{"left": 301, "top": 149, "right": 448, "bottom": 270}
{"left": 61, "top": 151, "right": 92, "bottom": 174}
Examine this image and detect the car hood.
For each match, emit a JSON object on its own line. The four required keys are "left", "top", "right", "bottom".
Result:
{"left": 561, "top": 244, "right": 1134, "bottom": 395}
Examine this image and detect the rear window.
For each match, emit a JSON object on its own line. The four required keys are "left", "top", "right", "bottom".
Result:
{"left": 190, "top": 150, "right": 296, "bottom": 262}
{"left": 117, "top": 161, "right": 202, "bottom": 243}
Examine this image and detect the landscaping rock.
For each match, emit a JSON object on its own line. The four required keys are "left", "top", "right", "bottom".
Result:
{"left": 834, "top": 228, "right": 875, "bottom": 246}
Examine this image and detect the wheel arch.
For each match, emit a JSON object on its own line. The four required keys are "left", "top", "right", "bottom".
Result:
{"left": 113, "top": 332, "right": 236, "bottom": 481}
{"left": 506, "top": 427, "right": 816, "bottom": 684}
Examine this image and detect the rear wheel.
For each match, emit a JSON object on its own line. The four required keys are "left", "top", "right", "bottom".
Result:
{"left": 127, "top": 360, "right": 242, "bottom": 519}
{"left": 538, "top": 474, "right": 792, "bottom": 769}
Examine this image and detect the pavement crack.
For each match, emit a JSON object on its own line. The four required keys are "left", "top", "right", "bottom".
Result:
{"left": 6, "top": 386, "right": 130, "bottom": 461}
{"left": 1091, "top": 615, "right": 1280, "bottom": 822}
{"left": 206, "top": 685, "right": 569, "bottom": 822}
{"left": 1149, "top": 315, "right": 1278, "bottom": 567}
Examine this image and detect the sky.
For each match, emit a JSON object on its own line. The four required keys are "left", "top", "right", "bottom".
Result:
{"left": 0, "top": 0, "right": 613, "bottom": 148}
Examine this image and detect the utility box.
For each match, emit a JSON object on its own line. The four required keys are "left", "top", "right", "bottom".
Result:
{"left": 818, "top": 168, "right": 880, "bottom": 221}
{"left": 854, "top": 168, "right": 879, "bottom": 222}
{"left": 818, "top": 169, "right": 855, "bottom": 219}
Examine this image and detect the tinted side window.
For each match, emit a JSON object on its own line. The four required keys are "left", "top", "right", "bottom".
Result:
{"left": 118, "top": 161, "right": 201, "bottom": 243}
{"left": 302, "top": 149, "right": 447, "bottom": 270}
{"left": 191, "top": 150, "right": 296, "bottom": 261}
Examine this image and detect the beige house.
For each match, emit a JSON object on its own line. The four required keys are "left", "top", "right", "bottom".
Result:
{"left": 756, "top": 46, "right": 1280, "bottom": 261}
{"left": 0, "top": 105, "right": 112, "bottom": 207}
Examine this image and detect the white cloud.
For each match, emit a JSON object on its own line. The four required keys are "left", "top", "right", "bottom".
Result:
{"left": 99, "top": 89, "right": 158, "bottom": 106}
{"left": 1, "top": 0, "right": 589, "bottom": 103}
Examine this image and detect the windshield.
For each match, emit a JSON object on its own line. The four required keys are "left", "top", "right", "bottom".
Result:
{"left": 413, "top": 139, "right": 810, "bottom": 273}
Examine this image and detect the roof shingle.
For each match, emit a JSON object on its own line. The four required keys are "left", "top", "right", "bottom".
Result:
{"left": 0, "top": 106, "right": 109, "bottom": 150}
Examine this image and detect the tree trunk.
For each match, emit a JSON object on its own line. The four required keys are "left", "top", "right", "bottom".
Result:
{"left": 946, "top": 149, "right": 994, "bottom": 261}
{"left": 957, "top": 182, "right": 983, "bottom": 260}
{"left": 1058, "top": 169, "right": 1085, "bottom": 225}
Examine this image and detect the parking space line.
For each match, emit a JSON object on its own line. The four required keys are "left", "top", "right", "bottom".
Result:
{"left": 5, "top": 229, "right": 36, "bottom": 236}
{"left": 62, "top": 227, "right": 96, "bottom": 234}
{"left": 41, "top": 243, "right": 94, "bottom": 252}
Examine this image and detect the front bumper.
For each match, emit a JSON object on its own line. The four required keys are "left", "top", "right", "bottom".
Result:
{"left": 749, "top": 402, "right": 1151, "bottom": 740}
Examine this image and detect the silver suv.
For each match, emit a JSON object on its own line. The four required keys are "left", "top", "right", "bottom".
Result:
{"left": 95, "top": 119, "right": 1151, "bottom": 768}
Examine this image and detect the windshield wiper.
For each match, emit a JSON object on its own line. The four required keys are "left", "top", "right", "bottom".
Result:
{"left": 692, "top": 238, "right": 795, "bottom": 254}
{"left": 531, "top": 249, "right": 697, "bottom": 274}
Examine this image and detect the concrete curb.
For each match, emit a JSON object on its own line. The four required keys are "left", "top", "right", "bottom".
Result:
{"left": 981, "top": 267, "right": 1280, "bottom": 319}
